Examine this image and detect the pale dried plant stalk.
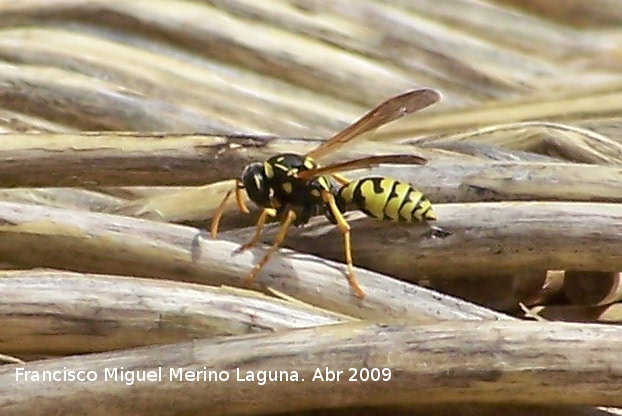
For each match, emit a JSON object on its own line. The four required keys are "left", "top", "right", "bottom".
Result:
{"left": 0, "top": 269, "right": 355, "bottom": 355}
{"left": 0, "top": 27, "right": 358, "bottom": 136}
{"left": 0, "top": 201, "right": 508, "bottom": 322}
{"left": 1, "top": 321, "right": 622, "bottom": 415}
{"left": 0, "top": 132, "right": 478, "bottom": 187}
{"left": 408, "top": 122, "right": 622, "bottom": 165}
{"left": 225, "top": 202, "right": 622, "bottom": 283}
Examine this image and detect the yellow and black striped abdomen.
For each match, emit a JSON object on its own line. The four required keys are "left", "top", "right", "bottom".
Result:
{"left": 336, "top": 176, "right": 436, "bottom": 222}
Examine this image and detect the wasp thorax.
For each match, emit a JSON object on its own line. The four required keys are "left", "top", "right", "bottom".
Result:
{"left": 241, "top": 162, "right": 271, "bottom": 208}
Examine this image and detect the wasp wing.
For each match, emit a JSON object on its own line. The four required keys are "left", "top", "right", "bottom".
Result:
{"left": 295, "top": 154, "right": 427, "bottom": 181}
{"left": 305, "top": 88, "right": 441, "bottom": 160}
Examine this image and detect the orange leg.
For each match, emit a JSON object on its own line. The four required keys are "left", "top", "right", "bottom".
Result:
{"left": 237, "top": 208, "right": 277, "bottom": 252}
{"left": 210, "top": 179, "right": 248, "bottom": 238}
{"left": 243, "top": 209, "right": 297, "bottom": 285}
{"left": 321, "top": 190, "right": 364, "bottom": 299}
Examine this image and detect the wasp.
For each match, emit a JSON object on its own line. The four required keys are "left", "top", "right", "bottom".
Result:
{"left": 210, "top": 88, "right": 441, "bottom": 299}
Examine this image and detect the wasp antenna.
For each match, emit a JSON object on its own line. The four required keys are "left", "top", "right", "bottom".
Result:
{"left": 210, "top": 188, "right": 235, "bottom": 238}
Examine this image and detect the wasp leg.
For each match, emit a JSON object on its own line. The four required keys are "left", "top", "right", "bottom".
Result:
{"left": 321, "top": 190, "right": 364, "bottom": 299}
{"left": 331, "top": 173, "right": 351, "bottom": 186}
{"left": 210, "top": 180, "right": 248, "bottom": 238}
{"left": 237, "top": 207, "right": 277, "bottom": 252}
{"left": 243, "top": 209, "right": 297, "bottom": 285}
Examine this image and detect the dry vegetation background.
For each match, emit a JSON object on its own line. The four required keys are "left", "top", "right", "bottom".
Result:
{"left": 0, "top": 0, "right": 621, "bottom": 415}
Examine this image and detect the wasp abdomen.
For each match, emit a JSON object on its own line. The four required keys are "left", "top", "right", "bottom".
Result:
{"left": 336, "top": 176, "right": 436, "bottom": 222}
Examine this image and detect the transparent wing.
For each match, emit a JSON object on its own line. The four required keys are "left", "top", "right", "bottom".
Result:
{"left": 306, "top": 88, "right": 441, "bottom": 160}
{"left": 295, "top": 154, "right": 427, "bottom": 181}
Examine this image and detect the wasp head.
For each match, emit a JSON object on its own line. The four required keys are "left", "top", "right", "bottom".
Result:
{"left": 240, "top": 162, "right": 272, "bottom": 208}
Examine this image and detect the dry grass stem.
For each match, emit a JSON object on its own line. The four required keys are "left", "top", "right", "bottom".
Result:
{"left": 0, "top": 269, "right": 357, "bottom": 356}
{"left": 225, "top": 202, "right": 622, "bottom": 282}
{"left": 0, "top": 0, "right": 620, "bottom": 414}
{"left": 0, "top": 132, "right": 479, "bottom": 187}
{"left": 406, "top": 122, "right": 622, "bottom": 165}
{"left": 1, "top": 321, "right": 622, "bottom": 415}
{"left": 0, "top": 201, "right": 508, "bottom": 322}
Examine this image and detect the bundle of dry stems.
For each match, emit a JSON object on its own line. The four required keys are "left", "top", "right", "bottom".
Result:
{"left": 0, "top": 0, "right": 621, "bottom": 415}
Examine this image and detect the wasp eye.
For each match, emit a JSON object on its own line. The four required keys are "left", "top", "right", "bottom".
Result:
{"left": 241, "top": 162, "right": 271, "bottom": 207}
